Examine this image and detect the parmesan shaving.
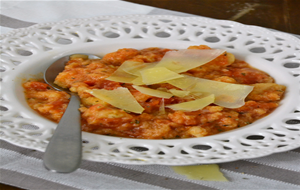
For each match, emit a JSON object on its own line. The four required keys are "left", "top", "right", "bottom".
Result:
{"left": 169, "top": 89, "right": 190, "bottom": 97}
{"left": 140, "top": 67, "right": 183, "bottom": 85}
{"left": 121, "top": 61, "right": 156, "bottom": 76}
{"left": 168, "top": 75, "right": 253, "bottom": 108}
{"left": 159, "top": 99, "right": 166, "bottom": 115}
{"left": 105, "top": 63, "right": 137, "bottom": 83}
{"left": 172, "top": 164, "right": 228, "bottom": 181}
{"left": 132, "top": 85, "right": 173, "bottom": 99}
{"left": 105, "top": 72, "right": 136, "bottom": 83}
{"left": 167, "top": 75, "right": 197, "bottom": 90}
{"left": 155, "top": 49, "right": 225, "bottom": 73}
{"left": 131, "top": 76, "right": 144, "bottom": 85}
{"left": 191, "top": 78, "right": 253, "bottom": 108}
{"left": 88, "top": 87, "right": 144, "bottom": 114}
{"left": 166, "top": 94, "right": 215, "bottom": 111}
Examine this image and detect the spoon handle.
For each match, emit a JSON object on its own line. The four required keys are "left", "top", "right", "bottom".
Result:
{"left": 43, "top": 94, "right": 82, "bottom": 173}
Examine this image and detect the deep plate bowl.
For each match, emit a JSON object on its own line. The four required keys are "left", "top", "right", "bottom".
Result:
{"left": 1, "top": 15, "right": 300, "bottom": 165}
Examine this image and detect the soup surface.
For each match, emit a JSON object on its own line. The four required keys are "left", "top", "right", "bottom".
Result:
{"left": 23, "top": 45, "right": 286, "bottom": 139}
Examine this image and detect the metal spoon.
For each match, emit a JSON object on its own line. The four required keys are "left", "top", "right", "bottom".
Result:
{"left": 43, "top": 54, "right": 100, "bottom": 173}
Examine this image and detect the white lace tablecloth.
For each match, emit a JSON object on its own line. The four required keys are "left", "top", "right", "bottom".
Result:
{"left": 1, "top": 1, "right": 300, "bottom": 189}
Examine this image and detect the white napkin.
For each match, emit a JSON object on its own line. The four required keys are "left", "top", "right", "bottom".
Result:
{"left": 0, "top": 0, "right": 154, "bottom": 34}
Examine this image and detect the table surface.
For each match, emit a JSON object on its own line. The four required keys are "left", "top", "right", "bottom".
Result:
{"left": 1, "top": 0, "right": 299, "bottom": 189}
{"left": 124, "top": 0, "right": 300, "bottom": 35}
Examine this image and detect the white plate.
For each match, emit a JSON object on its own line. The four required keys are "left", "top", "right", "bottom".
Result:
{"left": 1, "top": 15, "right": 300, "bottom": 165}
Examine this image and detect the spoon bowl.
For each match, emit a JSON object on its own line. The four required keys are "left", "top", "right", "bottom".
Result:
{"left": 43, "top": 54, "right": 100, "bottom": 173}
